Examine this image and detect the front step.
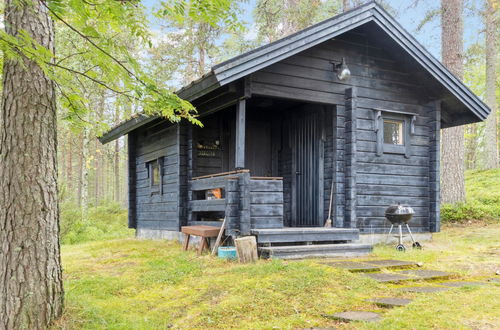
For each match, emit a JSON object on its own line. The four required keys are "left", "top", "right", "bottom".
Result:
{"left": 259, "top": 243, "right": 373, "bottom": 260}
{"left": 251, "top": 227, "right": 359, "bottom": 244}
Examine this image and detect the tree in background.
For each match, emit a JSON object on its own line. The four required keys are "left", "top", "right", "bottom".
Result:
{"left": 254, "top": 0, "right": 342, "bottom": 43}
{"left": 483, "top": 0, "right": 498, "bottom": 169}
{"left": 150, "top": 0, "right": 244, "bottom": 87}
{"left": 440, "top": 0, "right": 466, "bottom": 204}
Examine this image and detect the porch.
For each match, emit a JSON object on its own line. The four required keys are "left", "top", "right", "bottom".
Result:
{"left": 186, "top": 169, "right": 370, "bottom": 259}
{"left": 187, "top": 169, "right": 284, "bottom": 236}
{"left": 186, "top": 96, "right": 334, "bottom": 231}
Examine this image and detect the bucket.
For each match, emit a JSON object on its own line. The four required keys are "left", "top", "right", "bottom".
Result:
{"left": 218, "top": 246, "right": 237, "bottom": 260}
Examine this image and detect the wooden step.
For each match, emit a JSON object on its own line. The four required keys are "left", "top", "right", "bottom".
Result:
{"left": 251, "top": 227, "right": 359, "bottom": 244}
{"left": 259, "top": 243, "right": 372, "bottom": 259}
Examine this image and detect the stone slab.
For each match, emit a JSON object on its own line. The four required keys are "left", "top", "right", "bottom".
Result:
{"left": 440, "top": 281, "right": 486, "bottom": 287}
{"left": 397, "top": 269, "right": 452, "bottom": 280}
{"left": 364, "top": 259, "right": 416, "bottom": 269}
{"left": 364, "top": 273, "right": 413, "bottom": 283}
{"left": 367, "top": 297, "right": 412, "bottom": 307}
{"left": 325, "top": 261, "right": 380, "bottom": 272}
{"left": 400, "top": 286, "right": 450, "bottom": 293}
{"left": 329, "top": 311, "right": 381, "bottom": 322}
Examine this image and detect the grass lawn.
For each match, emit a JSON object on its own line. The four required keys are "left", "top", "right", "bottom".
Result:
{"left": 55, "top": 224, "right": 500, "bottom": 329}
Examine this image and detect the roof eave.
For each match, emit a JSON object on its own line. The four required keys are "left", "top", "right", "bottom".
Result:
{"left": 99, "top": 114, "right": 157, "bottom": 144}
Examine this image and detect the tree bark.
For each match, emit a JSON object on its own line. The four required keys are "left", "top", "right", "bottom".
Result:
{"left": 77, "top": 132, "right": 84, "bottom": 206}
{"left": 81, "top": 125, "right": 90, "bottom": 220}
{"left": 67, "top": 133, "right": 73, "bottom": 192}
{"left": 343, "top": 0, "right": 350, "bottom": 12}
{"left": 0, "top": 0, "right": 64, "bottom": 328}
{"left": 440, "top": 0, "right": 466, "bottom": 204}
{"left": 484, "top": 0, "right": 498, "bottom": 169}
{"left": 114, "top": 104, "right": 121, "bottom": 203}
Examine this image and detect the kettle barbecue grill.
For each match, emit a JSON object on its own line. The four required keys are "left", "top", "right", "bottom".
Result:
{"left": 385, "top": 203, "right": 421, "bottom": 251}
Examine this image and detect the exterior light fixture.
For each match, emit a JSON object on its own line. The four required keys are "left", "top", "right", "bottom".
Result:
{"left": 332, "top": 57, "right": 351, "bottom": 81}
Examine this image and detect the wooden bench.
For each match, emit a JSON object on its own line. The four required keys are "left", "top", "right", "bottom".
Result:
{"left": 181, "top": 225, "right": 221, "bottom": 255}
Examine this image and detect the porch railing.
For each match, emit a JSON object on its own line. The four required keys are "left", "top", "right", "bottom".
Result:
{"left": 187, "top": 170, "right": 284, "bottom": 236}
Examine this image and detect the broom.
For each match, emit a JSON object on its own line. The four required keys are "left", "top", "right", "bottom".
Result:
{"left": 324, "top": 180, "right": 334, "bottom": 228}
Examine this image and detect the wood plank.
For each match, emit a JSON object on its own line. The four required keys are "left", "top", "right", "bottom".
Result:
{"left": 189, "top": 199, "right": 226, "bottom": 212}
{"left": 191, "top": 169, "right": 249, "bottom": 180}
{"left": 250, "top": 192, "right": 284, "bottom": 204}
{"left": 249, "top": 180, "right": 283, "bottom": 192}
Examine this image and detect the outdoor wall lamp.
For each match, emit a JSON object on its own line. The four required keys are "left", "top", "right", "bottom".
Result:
{"left": 331, "top": 57, "right": 351, "bottom": 81}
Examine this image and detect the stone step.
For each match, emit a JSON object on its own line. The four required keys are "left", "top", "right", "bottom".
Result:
{"left": 251, "top": 227, "right": 359, "bottom": 244}
{"left": 324, "top": 259, "right": 417, "bottom": 272}
{"left": 259, "top": 243, "right": 372, "bottom": 259}
{"left": 364, "top": 269, "right": 453, "bottom": 283}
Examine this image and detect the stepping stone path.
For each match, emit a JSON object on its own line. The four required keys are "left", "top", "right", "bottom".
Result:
{"left": 324, "top": 261, "right": 380, "bottom": 272}
{"left": 324, "top": 259, "right": 416, "bottom": 272}
{"left": 364, "top": 272, "right": 413, "bottom": 283}
{"left": 324, "top": 258, "right": 494, "bottom": 324}
{"left": 367, "top": 297, "right": 412, "bottom": 307}
{"left": 329, "top": 311, "right": 381, "bottom": 323}
{"left": 440, "top": 281, "right": 486, "bottom": 287}
{"left": 400, "top": 286, "right": 450, "bottom": 293}
{"left": 397, "top": 269, "right": 452, "bottom": 280}
{"left": 363, "top": 259, "right": 416, "bottom": 268}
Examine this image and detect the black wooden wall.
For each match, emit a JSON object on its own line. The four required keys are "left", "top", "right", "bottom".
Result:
{"left": 128, "top": 26, "right": 441, "bottom": 234}
{"left": 133, "top": 121, "right": 181, "bottom": 232}
{"left": 249, "top": 28, "right": 437, "bottom": 233}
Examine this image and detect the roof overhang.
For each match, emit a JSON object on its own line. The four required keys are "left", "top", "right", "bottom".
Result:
{"left": 99, "top": 0, "right": 490, "bottom": 144}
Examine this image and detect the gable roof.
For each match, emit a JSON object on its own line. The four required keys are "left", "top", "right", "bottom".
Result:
{"left": 100, "top": 0, "right": 490, "bottom": 144}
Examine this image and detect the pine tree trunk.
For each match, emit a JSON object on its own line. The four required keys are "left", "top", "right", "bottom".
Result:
{"left": 114, "top": 105, "right": 121, "bottom": 202}
{"left": 343, "top": 0, "right": 350, "bottom": 12}
{"left": 77, "top": 132, "right": 84, "bottom": 206}
{"left": 440, "top": 0, "right": 466, "bottom": 204}
{"left": 67, "top": 134, "right": 73, "bottom": 192}
{"left": 81, "top": 126, "right": 90, "bottom": 220}
{"left": 484, "top": 0, "right": 498, "bottom": 169}
{"left": 0, "top": 0, "right": 64, "bottom": 327}
{"left": 465, "top": 124, "right": 478, "bottom": 169}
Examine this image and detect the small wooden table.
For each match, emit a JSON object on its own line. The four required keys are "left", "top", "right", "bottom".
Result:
{"left": 181, "top": 225, "right": 221, "bottom": 255}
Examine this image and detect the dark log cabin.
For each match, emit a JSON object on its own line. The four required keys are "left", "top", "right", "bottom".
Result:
{"left": 99, "top": 2, "right": 490, "bottom": 258}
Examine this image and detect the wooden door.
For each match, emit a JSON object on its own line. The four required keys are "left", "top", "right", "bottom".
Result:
{"left": 291, "top": 108, "right": 324, "bottom": 227}
{"left": 246, "top": 119, "right": 272, "bottom": 177}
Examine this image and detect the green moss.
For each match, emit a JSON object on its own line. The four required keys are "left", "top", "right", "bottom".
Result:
{"left": 441, "top": 169, "right": 500, "bottom": 223}
{"left": 55, "top": 224, "right": 500, "bottom": 329}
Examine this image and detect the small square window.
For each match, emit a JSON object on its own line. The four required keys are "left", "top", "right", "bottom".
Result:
{"left": 383, "top": 119, "right": 404, "bottom": 145}
{"left": 151, "top": 161, "right": 160, "bottom": 186}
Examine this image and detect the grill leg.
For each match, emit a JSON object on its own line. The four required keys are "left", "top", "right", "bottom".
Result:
{"left": 386, "top": 224, "right": 394, "bottom": 243}
{"left": 406, "top": 223, "right": 417, "bottom": 244}
{"left": 398, "top": 224, "right": 403, "bottom": 245}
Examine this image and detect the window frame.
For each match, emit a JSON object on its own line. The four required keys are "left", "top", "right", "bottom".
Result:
{"left": 146, "top": 157, "right": 164, "bottom": 195}
{"left": 374, "top": 109, "right": 416, "bottom": 158}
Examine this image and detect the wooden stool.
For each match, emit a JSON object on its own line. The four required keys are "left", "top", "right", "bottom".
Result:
{"left": 181, "top": 225, "right": 221, "bottom": 255}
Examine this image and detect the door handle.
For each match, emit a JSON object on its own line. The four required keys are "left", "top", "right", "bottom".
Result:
{"left": 296, "top": 171, "right": 301, "bottom": 175}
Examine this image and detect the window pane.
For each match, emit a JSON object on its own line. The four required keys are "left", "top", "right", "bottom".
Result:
{"left": 151, "top": 161, "right": 160, "bottom": 186}
{"left": 383, "top": 120, "right": 404, "bottom": 145}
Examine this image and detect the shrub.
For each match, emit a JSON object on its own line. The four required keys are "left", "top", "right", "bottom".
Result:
{"left": 60, "top": 201, "right": 134, "bottom": 245}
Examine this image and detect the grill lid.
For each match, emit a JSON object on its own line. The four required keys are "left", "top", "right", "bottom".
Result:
{"left": 385, "top": 203, "right": 415, "bottom": 216}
